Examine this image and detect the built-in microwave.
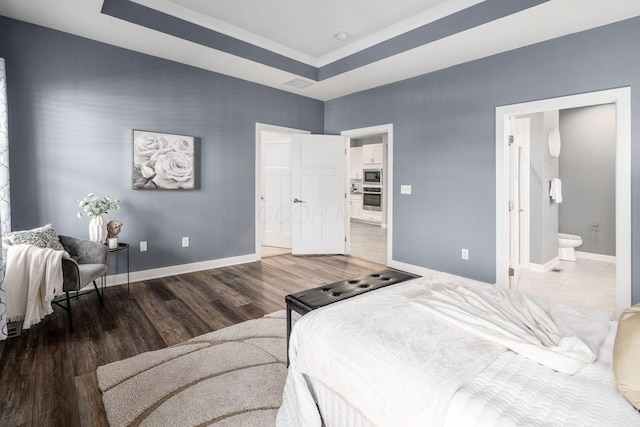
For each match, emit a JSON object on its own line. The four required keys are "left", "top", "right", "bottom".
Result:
{"left": 363, "top": 169, "right": 382, "bottom": 185}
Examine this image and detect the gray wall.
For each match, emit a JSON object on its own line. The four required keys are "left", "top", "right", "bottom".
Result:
{"left": 559, "top": 104, "right": 616, "bottom": 256}
{"left": 324, "top": 17, "right": 640, "bottom": 304}
{"left": 0, "top": 17, "right": 324, "bottom": 273}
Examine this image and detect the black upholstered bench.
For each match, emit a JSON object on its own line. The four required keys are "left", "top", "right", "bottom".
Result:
{"left": 285, "top": 268, "right": 418, "bottom": 363}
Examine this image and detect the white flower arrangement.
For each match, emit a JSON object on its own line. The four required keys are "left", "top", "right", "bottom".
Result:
{"left": 77, "top": 193, "right": 120, "bottom": 218}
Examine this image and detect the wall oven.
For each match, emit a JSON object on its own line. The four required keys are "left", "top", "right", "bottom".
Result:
{"left": 363, "top": 169, "right": 382, "bottom": 185}
{"left": 363, "top": 186, "right": 382, "bottom": 211}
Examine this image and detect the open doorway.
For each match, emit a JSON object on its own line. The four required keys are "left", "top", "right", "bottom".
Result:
{"left": 342, "top": 124, "right": 394, "bottom": 266}
{"left": 255, "top": 124, "right": 349, "bottom": 259}
{"left": 496, "top": 88, "right": 631, "bottom": 319}
{"left": 255, "top": 123, "right": 309, "bottom": 259}
{"left": 509, "top": 105, "right": 617, "bottom": 318}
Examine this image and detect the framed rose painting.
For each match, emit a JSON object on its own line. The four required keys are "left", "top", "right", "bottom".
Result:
{"left": 132, "top": 130, "right": 195, "bottom": 190}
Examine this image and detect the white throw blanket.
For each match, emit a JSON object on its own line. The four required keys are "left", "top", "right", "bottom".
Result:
{"left": 411, "top": 283, "right": 610, "bottom": 374}
{"left": 5, "top": 244, "right": 66, "bottom": 328}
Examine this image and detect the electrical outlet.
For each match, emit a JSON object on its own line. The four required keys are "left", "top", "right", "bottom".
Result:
{"left": 182, "top": 237, "right": 190, "bottom": 248}
{"left": 140, "top": 241, "right": 148, "bottom": 252}
{"left": 461, "top": 248, "right": 469, "bottom": 260}
{"left": 400, "top": 185, "right": 412, "bottom": 195}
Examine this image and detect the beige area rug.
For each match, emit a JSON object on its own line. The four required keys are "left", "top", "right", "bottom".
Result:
{"left": 97, "top": 310, "right": 298, "bottom": 426}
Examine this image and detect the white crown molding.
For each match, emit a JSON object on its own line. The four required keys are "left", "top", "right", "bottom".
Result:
{"left": 316, "top": 0, "right": 483, "bottom": 67}
{"left": 131, "top": 0, "right": 483, "bottom": 68}
{"left": 131, "top": 0, "right": 319, "bottom": 66}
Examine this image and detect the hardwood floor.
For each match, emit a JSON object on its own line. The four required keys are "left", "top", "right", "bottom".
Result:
{"left": 0, "top": 254, "right": 385, "bottom": 426}
{"left": 350, "top": 220, "right": 387, "bottom": 265}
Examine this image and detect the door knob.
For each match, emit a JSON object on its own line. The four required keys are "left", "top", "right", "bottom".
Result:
{"left": 293, "top": 198, "right": 303, "bottom": 203}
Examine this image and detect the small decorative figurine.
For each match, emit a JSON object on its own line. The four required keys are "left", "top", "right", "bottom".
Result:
{"left": 107, "top": 220, "right": 123, "bottom": 249}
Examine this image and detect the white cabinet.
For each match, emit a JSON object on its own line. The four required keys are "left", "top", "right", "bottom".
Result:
{"left": 349, "top": 193, "right": 363, "bottom": 219}
{"left": 362, "top": 143, "right": 383, "bottom": 165}
{"left": 350, "top": 146, "right": 363, "bottom": 179}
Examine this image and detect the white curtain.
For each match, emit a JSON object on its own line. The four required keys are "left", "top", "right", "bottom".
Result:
{"left": 0, "top": 58, "right": 10, "bottom": 340}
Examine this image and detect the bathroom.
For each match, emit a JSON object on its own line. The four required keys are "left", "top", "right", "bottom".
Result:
{"left": 515, "top": 103, "right": 616, "bottom": 317}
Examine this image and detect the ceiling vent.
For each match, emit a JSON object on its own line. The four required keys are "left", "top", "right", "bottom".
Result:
{"left": 284, "top": 78, "right": 315, "bottom": 89}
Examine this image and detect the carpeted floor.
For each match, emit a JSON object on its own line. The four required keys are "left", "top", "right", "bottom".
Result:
{"left": 96, "top": 310, "right": 297, "bottom": 426}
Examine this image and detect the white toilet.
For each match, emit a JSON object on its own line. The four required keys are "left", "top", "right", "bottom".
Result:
{"left": 558, "top": 233, "right": 583, "bottom": 261}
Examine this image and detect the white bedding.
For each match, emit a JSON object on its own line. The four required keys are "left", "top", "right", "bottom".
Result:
{"left": 278, "top": 274, "right": 505, "bottom": 427}
{"left": 278, "top": 273, "right": 640, "bottom": 427}
{"left": 411, "top": 283, "right": 610, "bottom": 374}
{"left": 445, "top": 323, "right": 640, "bottom": 426}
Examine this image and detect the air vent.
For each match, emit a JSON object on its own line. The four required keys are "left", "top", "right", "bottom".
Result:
{"left": 7, "top": 321, "right": 21, "bottom": 338}
{"left": 284, "top": 78, "right": 314, "bottom": 89}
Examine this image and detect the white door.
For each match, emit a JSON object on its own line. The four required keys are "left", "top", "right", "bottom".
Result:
{"left": 516, "top": 119, "right": 531, "bottom": 268}
{"left": 292, "top": 134, "right": 348, "bottom": 255}
{"left": 508, "top": 117, "right": 521, "bottom": 289}
{"left": 261, "top": 132, "right": 293, "bottom": 248}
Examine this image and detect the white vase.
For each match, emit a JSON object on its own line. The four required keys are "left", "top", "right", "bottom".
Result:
{"left": 89, "top": 215, "right": 107, "bottom": 243}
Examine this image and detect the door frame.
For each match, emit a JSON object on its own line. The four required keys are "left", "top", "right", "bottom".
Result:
{"left": 495, "top": 87, "right": 631, "bottom": 318}
{"left": 255, "top": 123, "right": 310, "bottom": 258}
{"left": 341, "top": 123, "right": 394, "bottom": 265}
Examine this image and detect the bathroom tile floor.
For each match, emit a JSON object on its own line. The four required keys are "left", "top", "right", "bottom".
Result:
{"left": 516, "top": 258, "right": 616, "bottom": 319}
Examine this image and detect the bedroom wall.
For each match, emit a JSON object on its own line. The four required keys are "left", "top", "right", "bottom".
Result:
{"left": 559, "top": 104, "right": 616, "bottom": 256}
{"left": 0, "top": 17, "right": 324, "bottom": 273}
{"left": 324, "top": 17, "right": 640, "bottom": 304}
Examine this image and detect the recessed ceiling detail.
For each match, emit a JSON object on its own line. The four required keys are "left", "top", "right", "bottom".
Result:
{"left": 102, "top": 0, "right": 548, "bottom": 83}
{"left": 2, "top": 0, "right": 640, "bottom": 100}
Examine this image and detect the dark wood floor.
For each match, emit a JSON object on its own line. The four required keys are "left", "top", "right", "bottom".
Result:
{"left": 0, "top": 254, "right": 384, "bottom": 426}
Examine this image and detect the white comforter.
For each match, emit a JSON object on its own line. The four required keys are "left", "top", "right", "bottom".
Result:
{"left": 4, "top": 244, "right": 66, "bottom": 328}
{"left": 411, "top": 283, "right": 610, "bottom": 374}
{"left": 277, "top": 273, "right": 613, "bottom": 427}
{"left": 445, "top": 323, "right": 640, "bottom": 426}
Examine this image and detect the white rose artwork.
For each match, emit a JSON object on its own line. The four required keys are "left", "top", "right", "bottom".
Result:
{"left": 132, "top": 130, "right": 195, "bottom": 190}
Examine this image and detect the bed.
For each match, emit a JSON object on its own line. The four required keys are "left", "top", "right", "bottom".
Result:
{"left": 277, "top": 272, "right": 640, "bottom": 427}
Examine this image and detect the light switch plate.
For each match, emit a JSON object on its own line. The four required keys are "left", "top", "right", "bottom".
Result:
{"left": 400, "top": 185, "right": 412, "bottom": 195}
{"left": 140, "top": 241, "right": 148, "bottom": 252}
{"left": 182, "top": 237, "right": 190, "bottom": 247}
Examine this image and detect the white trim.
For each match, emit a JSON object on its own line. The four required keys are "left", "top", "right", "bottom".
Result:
{"left": 528, "top": 257, "right": 560, "bottom": 272}
{"left": 387, "top": 259, "right": 442, "bottom": 280}
{"left": 255, "top": 123, "right": 310, "bottom": 259}
{"left": 576, "top": 251, "right": 617, "bottom": 263}
{"left": 496, "top": 87, "right": 631, "bottom": 318}
{"left": 131, "top": 0, "right": 482, "bottom": 68}
{"left": 102, "top": 253, "right": 259, "bottom": 287}
{"left": 341, "top": 124, "right": 394, "bottom": 266}
{"left": 316, "top": 0, "right": 484, "bottom": 67}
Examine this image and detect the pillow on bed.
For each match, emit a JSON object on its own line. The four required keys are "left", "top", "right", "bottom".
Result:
{"left": 3, "top": 223, "right": 65, "bottom": 251}
{"left": 613, "top": 303, "right": 640, "bottom": 410}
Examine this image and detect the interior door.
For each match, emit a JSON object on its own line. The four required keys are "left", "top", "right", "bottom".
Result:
{"left": 508, "top": 116, "right": 521, "bottom": 289}
{"left": 261, "top": 132, "right": 293, "bottom": 248}
{"left": 292, "top": 134, "right": 348, "bottom": 255}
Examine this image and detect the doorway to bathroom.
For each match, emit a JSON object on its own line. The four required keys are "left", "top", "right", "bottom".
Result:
{"left": 495, "top": 88, "right": 631, "bottom": 319}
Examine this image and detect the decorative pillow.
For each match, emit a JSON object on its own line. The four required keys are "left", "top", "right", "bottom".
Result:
{"left": 613, "top": 303, "right": 640, "bottom": 410}
{"left": 4, "top": 223, "right": 65, "bottom": 251}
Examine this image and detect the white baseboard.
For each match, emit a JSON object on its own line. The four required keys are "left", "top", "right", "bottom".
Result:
{"left": 528, "top": 257, "right": 560, "bottom": 272}
{"left": 102, "top": 253, "right": 260, "bottom": 288}
{"left": 387, "top": 259, "right": 444, "bottom": 279}
{"left": 576, "top": 251, "right": 616, "bottom": 263}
